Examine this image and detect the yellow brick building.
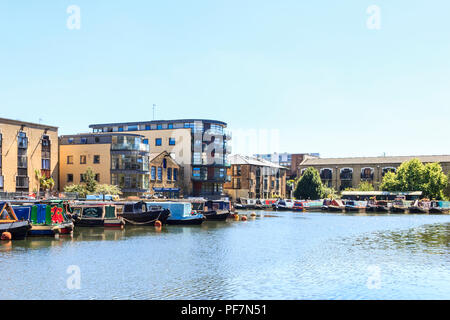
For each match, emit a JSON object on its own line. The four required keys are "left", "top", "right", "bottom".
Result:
{"left": 59, "top": 133, "right": 150, "bottom": 196}
{"left": 0, "top": 118, "right": 59, "bottom": 194}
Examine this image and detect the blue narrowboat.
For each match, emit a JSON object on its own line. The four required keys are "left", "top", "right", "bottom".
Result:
{"left": 149, "top": 202, "right": 204, "bottom": 225}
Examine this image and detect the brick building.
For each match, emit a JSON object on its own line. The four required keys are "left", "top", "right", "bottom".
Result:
{"left": 149, "top": 151, "right": 183, "bottom": 198}
{"left": 224, "top": 154, "right": 287, "bottom": 200}
{"left": 298, "top": 155, "right": 450, "bottom": 191}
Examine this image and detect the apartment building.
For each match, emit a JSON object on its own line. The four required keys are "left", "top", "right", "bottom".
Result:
{"left": 255, "top": 152, "right": 320, "bottom": 178}
{"left": 0, "top": 118, "right": 58, "bottom": 193}
{"left": 89, "top": 119, "right": 231, "bottom": 198}
{"left": 59, "top": 133, "right": 150, "bottom": 196}
{"left": 224, "top": 154, "right": 288, "bottom": 200}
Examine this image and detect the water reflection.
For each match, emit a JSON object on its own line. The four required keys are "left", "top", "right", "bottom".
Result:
{"left": 351, "top": 223, "right": 449, "bottom": 254}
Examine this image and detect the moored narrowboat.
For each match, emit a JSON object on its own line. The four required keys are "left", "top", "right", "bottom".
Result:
{"left": 408, "top": 199, "right": 430, "bottom": 214}
{"left": 0, "top": 202, "right": 31, "bottom": 240}
{"left": 150, "top": 202, "right": 204, "bottom": 225}
{"left": 345, "top": 200, "right": 367, "bottom": 213}
{"left": 70, "top": 203, "right": 124, "bottom": 227}
{"left": 119, "top": 201, "right": 171, "bottom": 225}
{"left": 429, "top": 200, "right": 450, "bottom": 214}
{"left": 391, "top": 196, "right": 410, "bottom": 214}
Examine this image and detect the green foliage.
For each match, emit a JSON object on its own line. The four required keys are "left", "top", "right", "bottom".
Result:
{"left": 294, "top": 167, "right": 324, "bottom": 200}
{"left": 380, "top": 159, "right": 449, "bottom": 200}
{"left": 34, "top": 169, "right": 55, "bottom": 191}
{"left": 95, "top": 184, "right": 122, "bottom": 196}
{"left": 322, "top": 186, "right": 339, "bottom": 199}
{"left": 64, "top": 184, "right": 88, "bottom": 197}
{"left": 345, "top": 181, "right": 375, "bottom": 192}
{"left": 82, "top": 167, "right": 98, "bottom": 193}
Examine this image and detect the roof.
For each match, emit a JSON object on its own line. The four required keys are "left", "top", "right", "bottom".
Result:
{"left": 229, "top": 154, "right": 288, "bottom": 169}
{"left": 341, "top": 191, "right": 423, "bottom": 196}
{"left": 89, "top": 119, "right": 227, "bottom": 128}
{"left": 0, "top": 117, "right": 58, "bottom": 131}
{"left": 300, "top": 155, "right": 450, "bottom": 166}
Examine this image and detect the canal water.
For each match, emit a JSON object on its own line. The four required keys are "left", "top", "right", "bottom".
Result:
{"left": 0, "top": 211, "right": 449, "bottom": 300}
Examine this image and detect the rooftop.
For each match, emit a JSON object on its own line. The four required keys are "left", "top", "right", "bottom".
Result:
{"left": 89, "top": 119, "right": 227, "bottom": 128}
{"left": 0, "top": 117, "right": 58, "bottom": 131}
{"left": 300, "top": 155, "right": 450, "bottom": 166}
{"left": 229, "top": 154, "right": 288, "bottom": 169}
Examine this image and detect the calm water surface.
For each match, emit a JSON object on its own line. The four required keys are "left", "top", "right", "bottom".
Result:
{"left": 0, "top": 211, "right": 449, "bottom": 300}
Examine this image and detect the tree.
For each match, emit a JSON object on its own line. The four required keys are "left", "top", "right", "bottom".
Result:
{"left": 422, "top": 163, "right": 448, "bottom": 200}
{"left": 345, "top": 181, "right": 375, "bottom": 192}
{"left": 82, "top": 167, "right": 98, "bottom": 194}
{"left": 95, "top": 184, "right": 122, "bottom": 196}
{"left": 294, "top": 167, "right": 324, "bottom": 200}
{"left": 380, "top": 159, "right": 449, "bottom": 200}
{"left": 64, "top": 184, "right": 87, "bottom": 198}
{"left": 35, "top": 169, "right": 55, "bottom": 194}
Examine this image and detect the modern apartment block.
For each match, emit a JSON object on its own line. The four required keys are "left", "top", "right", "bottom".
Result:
{"left": 223, "top": 154, "right": 287, "bottom": 200}
{"left": 89, "top": 119, "right": 231, "bottom": 198}
{"left": 254, "top": 152, "right": 320, "bottom": 178}
{"left": 298, "top": 155, "right": 450, "bottom": 191}
{"left": 0, "top": 118, "right": 59, "bottom": 193}
{"left": 59, "top": 133, "right": 150, "bottom": 196}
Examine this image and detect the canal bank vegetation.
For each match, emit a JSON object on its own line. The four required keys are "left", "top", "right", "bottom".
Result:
{"left": 63, "top": 167, "right": 122, "bottom": 198}
{"left": 294, "top": 167, "right": 338, "bottom": 200}
{"left": 380, "top": 159, "right": 449, "bottom": 200}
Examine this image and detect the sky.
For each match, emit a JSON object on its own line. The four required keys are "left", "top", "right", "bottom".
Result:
{"left": 0, "top": 0, "right": 449, "bottom": 158}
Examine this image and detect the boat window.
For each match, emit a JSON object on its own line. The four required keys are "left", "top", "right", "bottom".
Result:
{"left": 82, "top": 207, "right": 103, "bottom": 218}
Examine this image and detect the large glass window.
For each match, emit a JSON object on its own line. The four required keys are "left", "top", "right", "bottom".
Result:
{"left": 169, "top": 138, "right": 175, "bottom": 145}
{"left": 111, "top": 154, "right": 149, "bottom": 171}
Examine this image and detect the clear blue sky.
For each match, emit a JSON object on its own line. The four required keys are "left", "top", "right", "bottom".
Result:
{"left": 1, "top": 1, "right": 449, "bottom": 158}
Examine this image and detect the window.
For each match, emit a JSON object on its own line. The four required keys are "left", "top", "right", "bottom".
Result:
{"left": 320, "top": 168, "right": 333, "bottom": 180}
{"left": 80, "top": 138, "right": 88, "bottom": 144}
{"left": 169, "top": 138, "right": 175, "bottom": 146}
{"left": 163, "top": 158, "right": 167, "bottom": 169}
{"left": 157, "top": 167, "right": 162, "bottom": 181}
{"left": 157, "top": 124, "right": 162, "bottom": 130}
{"left": 94, "top": 155, "right": 100, "bottom": 164}
{"left": 42, "top": 159, "right": 50, "bottom": 170}
{"left": 42, "top": 135, "right": 50, "bottom": 147}
{"left": 361, "top": 167, "right": 374, "bottom": 180}
{"left": 145, "top": 125, "right": 151, "bottom": 130}
{"left": 151, "top": 166, "right": 156, "bottom": 180}
{"left": 95, "top": 137, "right": 100, "bottom": 143}
{"left": 67, "top": 174, "right": 73, "bottom": 183}
{"left": 18, "top": 132, "right": 28, "bottom": 149}
{"left": 340, "top": 168, "right": 353, "bottom": 180}
{"left": 80, "top": 155, "right": 87, "bottom": 164}
{"left": 95, "top": 174, "right": 100, "bottom": 182}
{"left": 143, "top": 139, "right": 149, "bottom": 145}
{"left": 68, "top": 138, "right": 74, "bottom": 144}
{"left": 16, "top": 176, "right": 29, "bottom": 188}
{"left": 167, "top": 168, "right": 172, "bottom": 181}
{"left": 173, "top": 168, "right": 178, "bottom": 181}
{"left": 128, "top": 125, "right": 138, "bottom": 131}
{"left": 118, "top": 126, "right": 124, "bottom": 132}
{"left": 67, "top": 156, "right": 73, "bottom": 164}
{"left": 168, "top": 123, "right": 173, "bottom": 129}
{"left": 155, "top": 138, "right": 162, "bottom": 146}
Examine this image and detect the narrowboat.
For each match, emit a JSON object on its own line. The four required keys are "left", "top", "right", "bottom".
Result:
{"left": 150, "top": 202, "right": 204, "bottom": 225}
{"left": 408, "top": 199, "right": 430, "bottom": 214}
{"left": 366, "top": 199, "right": 390, "bottom": 213}
{"left": 345, "top": 200, "right": 367, "bottom": 213}
{"left": 391, "top": 196, "right": 410, "bottom": 213}
{"left": 13, "top": 203, "right": 74, "bottom": 236}
{"left": 429, "top": 200, "right": 450, "bottom": 214}
{"left": 69, "top": 203, "right": 125, "bottom": 227}
{"left": 0, "top": 202, "right": 31, "bottom": 240}
{"left": 203, "top": 200, "right": 231, "bottom": 221}
{"left": 327, "top": 199, "right": 346, "bottom": 212}
{"left": 119, "top": 201, "right": 171, "bottom": 225}
{"left": 234, "top": 198, "right": 258, "bottom": 210}
{"left": 272, "top": 199, "right": 295, "bottom": 211}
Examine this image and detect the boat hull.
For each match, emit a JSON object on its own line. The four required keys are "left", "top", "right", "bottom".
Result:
{"left": 392, "top": 206, "right": 408, "bottom": 214}
{"left": 408, "top": 207, "right": 429, "bottom": 214}
{"left": 119, "top": 209, "right": 171, "bottom": 226}
{"left": 167, "top": 217, "right": 204, "bottom": 225}
{"left": 0, "top": 221, "right": 31, "bottom": 240}
{"left": 429, "top": 207, "right": 449, "bottom": 214}
{"left": 203, "top": 210, "right": 230, "bottom": 221}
